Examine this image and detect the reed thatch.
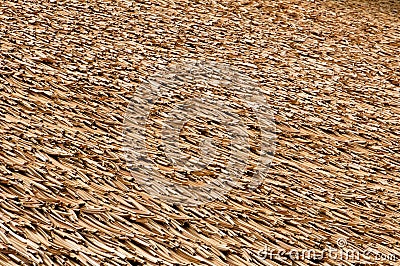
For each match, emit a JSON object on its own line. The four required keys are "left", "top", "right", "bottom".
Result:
{"left": 0, "top": 0, "right": 399, "bottom": 265}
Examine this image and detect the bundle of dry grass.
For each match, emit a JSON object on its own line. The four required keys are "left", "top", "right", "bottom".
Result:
{"left": 0, "top": 0, "right": 399, "bottom": 265}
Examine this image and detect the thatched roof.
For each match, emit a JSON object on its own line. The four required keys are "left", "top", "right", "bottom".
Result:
{"left": 0, "top": 0, "right": 399, "bottom": 265}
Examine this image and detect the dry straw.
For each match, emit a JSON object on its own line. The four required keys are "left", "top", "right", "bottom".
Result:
{"left": 0, "top": 0, "right": 399, "bottom": 265}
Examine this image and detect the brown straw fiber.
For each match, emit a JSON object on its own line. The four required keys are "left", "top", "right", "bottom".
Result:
{"left": 0, "top": 0, "right": 399, "bottom": 265}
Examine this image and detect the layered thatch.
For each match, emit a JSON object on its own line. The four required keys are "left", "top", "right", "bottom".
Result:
{"left": 0, "top": 0, "right": 399, "bottom": 265}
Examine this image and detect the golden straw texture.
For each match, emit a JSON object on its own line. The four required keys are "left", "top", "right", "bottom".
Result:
{"left": 0, "top": 0, "right": 399, "bottom": 265}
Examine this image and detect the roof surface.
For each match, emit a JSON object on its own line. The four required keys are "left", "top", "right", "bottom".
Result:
{"left": 0, "top": 0, "right": 399, "bottom": 265}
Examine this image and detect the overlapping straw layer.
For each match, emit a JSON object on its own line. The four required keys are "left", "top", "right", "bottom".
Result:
{"left": 0, "top": 0, "right": 399, "bottom": 265}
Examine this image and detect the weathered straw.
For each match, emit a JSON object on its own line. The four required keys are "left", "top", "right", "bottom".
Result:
{"left": 0, "top": 0, "right": 399, "bottom": 265}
